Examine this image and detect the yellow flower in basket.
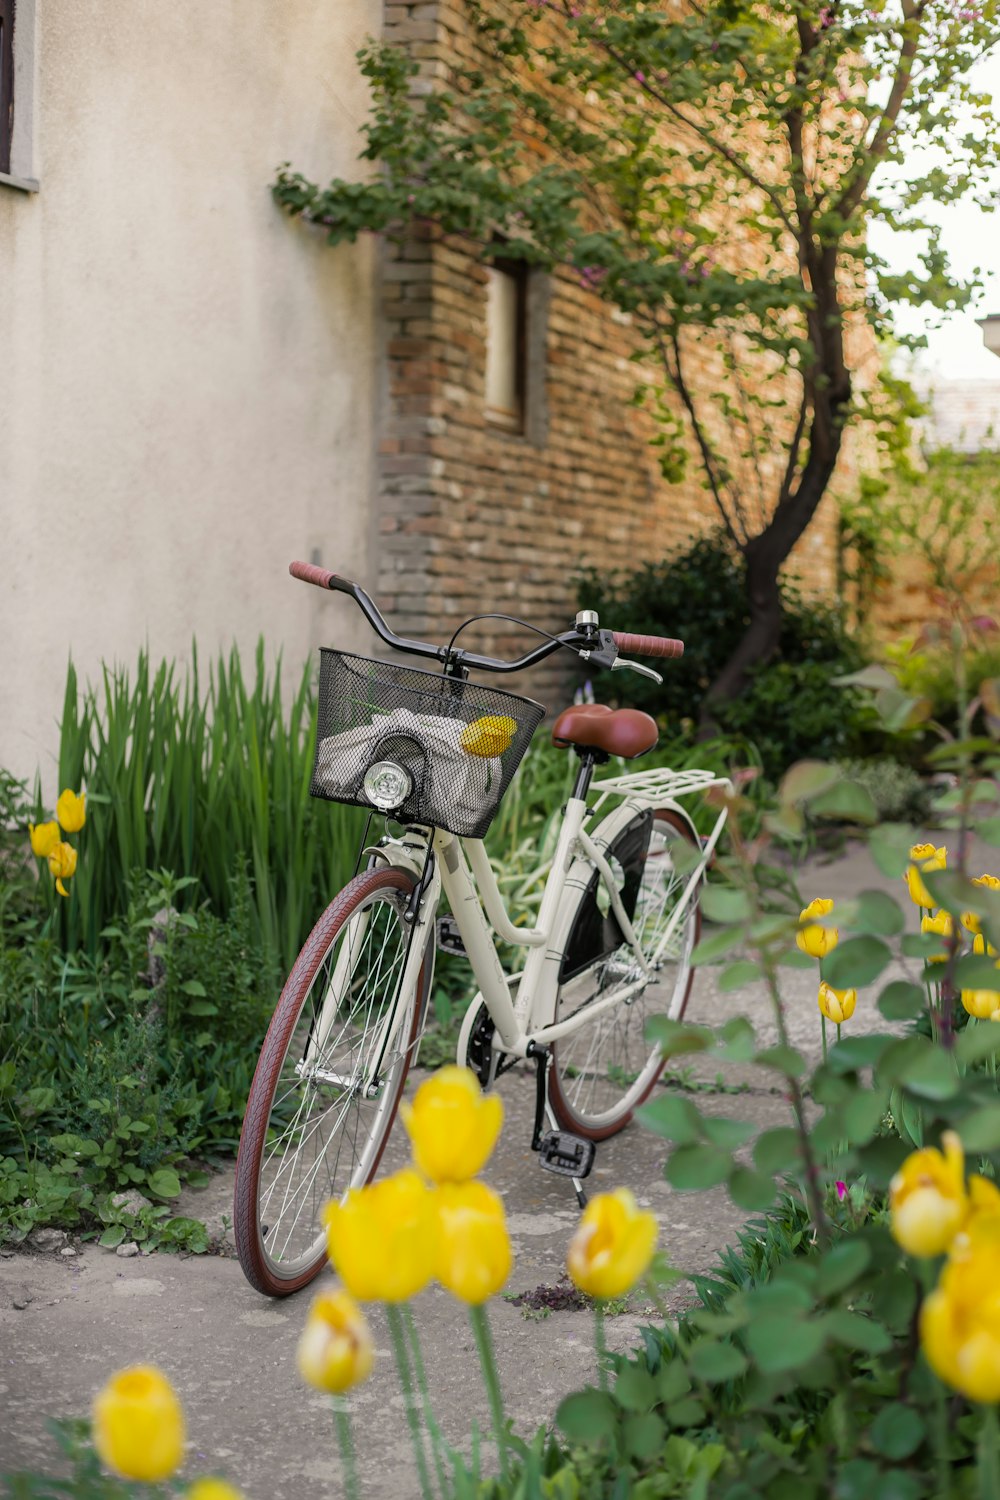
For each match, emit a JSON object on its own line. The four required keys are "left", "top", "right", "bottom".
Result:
{"left": 460, "top": 715, "right": 517, "bottom": 758}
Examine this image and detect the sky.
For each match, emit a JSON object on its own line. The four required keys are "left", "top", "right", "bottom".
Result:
{"left": 869, "top": 47, "right": 1000, "bottom": 382}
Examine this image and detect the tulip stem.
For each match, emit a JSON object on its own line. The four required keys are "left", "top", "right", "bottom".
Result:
{"left": 918, "top": 1260, "right": 951, "bottom": 1494}
{"left": 469, "top": 1304, "right": 510, "bottom": 1483}
{"left": 403, "top": 1304, "right": 449, "bottom": 1500}
{"left": 980, "top": 1403, "right": 1000, "bottom": 1500}
{"left": 594, "top": 1301, "right": 610, "bottom": 1392}
{"left": 821, "top": 1014, "right": 827, "bottom": 1063}
{"left": 333, "top": 1399, "right": 360, "bottom": 1500}
{"left": 387, "top": 1304, "right": 434, "bottom": 1500}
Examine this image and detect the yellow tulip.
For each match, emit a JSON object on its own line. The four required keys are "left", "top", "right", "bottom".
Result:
{"left": 904, "top": 844, "right": 947, "bottom": 909}
{"left": 921, "top": 1214, "right": 1000, "bottom": 1402}
{"left": 796, "top": 898, "right": 839, "bottom": 959}
{"left": 974, "top": 933, "right": 999, "bottom": 958}
{"left": 889, "top": 1131, "right": 967, "bottom": 1258}
{"left": 921, "top": 909, "right": 954, "bottom": 963}
{"left": 435, "top": 1181, "right": 512, "bottom": 1305}
{"left": 56, "top": 788, "right": 86, "bottom": 833}
{"left": 962, "top": 988, "right": 1000, "bottom": 1020}
{"left": 401, "top": 1065, "right": 503, "bottom": 1184}
{"left": 966, "top": 1174, "right": 1000, "bottom": 1226}
{"left": 187, "top": 1483, "right": 246, "bottom": 1500}
{"left": 296, "top": 1289, "right": 374, "bottom": 1394}
{"left": 47, "top": 841, "right": 78, "bottom": 898}
{"left": 91, "top": 1365, "right": 185, "bottom": 1483}
{"left": 28, "top": 820, "right": 60, "bottom": 858}
{"left": 459, "top": 715, "right": 518, "bottom": 757}
{"left": 961, "top": 874, "right": 1000, "bottom": 934}
{"left": 567, "top": 1188, "right": 657, "bottom": 1299}
{"left": 324, "top": 1168, "right": 439, "bottom": 1302}
{"left": 817, "top": 981, "right": 856, "bottom": 1025}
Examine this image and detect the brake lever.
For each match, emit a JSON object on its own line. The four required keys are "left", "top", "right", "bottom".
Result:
{"left": 612, "top": 657, "right": 664, "bottom": 686}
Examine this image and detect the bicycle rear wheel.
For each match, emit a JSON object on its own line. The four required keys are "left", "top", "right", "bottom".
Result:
{"left": 548, "top": 809, "right": 701, "bottom": 1140}
{"left": 234, "top": 866, "right": 432, "bottom": 1297}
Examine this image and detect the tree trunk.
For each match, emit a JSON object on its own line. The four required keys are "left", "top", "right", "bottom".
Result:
{"left": 698, "top": 441, "right": 844, "bottom": 734}
{"left": 698, "top": 544, "right": 784, "bottom": 735}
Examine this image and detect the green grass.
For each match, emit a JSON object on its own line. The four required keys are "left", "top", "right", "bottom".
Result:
{"left": 44, "top": 643, "right": 365, "bottom": 971}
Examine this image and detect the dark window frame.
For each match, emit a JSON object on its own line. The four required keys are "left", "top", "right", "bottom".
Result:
{"left": 485, "top": 255, "right": 529, "bottom": 434}
{"left": 0, "top": 0, "right": 14, "bottom": 175}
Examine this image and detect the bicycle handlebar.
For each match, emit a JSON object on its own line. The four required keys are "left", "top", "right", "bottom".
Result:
{"left": 289, "top": 560, "right": 685, "bottom": 674}
{"left": 611, "top": 631, "right": 684, "bottom": 660}
{"left": 289, "top": 560, "right": 347, "bottom": 592}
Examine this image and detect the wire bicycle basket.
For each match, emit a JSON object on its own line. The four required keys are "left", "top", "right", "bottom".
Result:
{"left": 310, "top": 651, "right": 545, "bottom": 838}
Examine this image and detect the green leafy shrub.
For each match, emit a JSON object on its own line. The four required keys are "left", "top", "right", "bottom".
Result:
{"left": 837, "top": 757, "right": 931, "bottom": 824}
{"left": 578, "top": 532, "right": 872, "bottom": 777}
{"left": 0, "top": 865, "right": 274, "bottom": 1245}
{"left": 0, "top": 772, "right": 39, "bottom": 944}
{"left": 885, "top": 635, "right": 1000, "bottom": 738}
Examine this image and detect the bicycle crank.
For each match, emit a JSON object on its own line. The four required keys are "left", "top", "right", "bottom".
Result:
{"left": 527, "top": 1041, "right": 594, "bottom": 1207}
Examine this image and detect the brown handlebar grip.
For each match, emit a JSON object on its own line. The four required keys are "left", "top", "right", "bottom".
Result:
{"left": 612, "top": 630, "right": 685, "bottom": 660}
{"left": 289, "top": 560, "right": 347, "bottom": 590}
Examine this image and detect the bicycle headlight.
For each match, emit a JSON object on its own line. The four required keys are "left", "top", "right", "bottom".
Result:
{"left": 363, "top": 760, "right": 413, "bottom": 812}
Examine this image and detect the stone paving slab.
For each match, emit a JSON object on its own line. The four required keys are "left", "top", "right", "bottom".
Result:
{"left": 2, "top": 833, "right": 992, "bottom": 1496}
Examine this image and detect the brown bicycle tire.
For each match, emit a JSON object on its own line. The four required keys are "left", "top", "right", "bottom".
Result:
{"left": 233, "top": 866, "right": 431, "bottom": 1297}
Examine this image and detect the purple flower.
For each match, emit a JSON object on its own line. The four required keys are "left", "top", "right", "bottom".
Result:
{"left": 836, "top": 1181, "right": 848, "bottom": 1201}
{"left": 819, "top": 5, "right": 835, "bottom": 26}
{"left": 634, "top": 69, "right": 646, "bottom": 83}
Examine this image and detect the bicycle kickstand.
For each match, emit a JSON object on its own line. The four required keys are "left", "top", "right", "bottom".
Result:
{"left": 526, "top": 1042, "right": 595, "bottom": 1210}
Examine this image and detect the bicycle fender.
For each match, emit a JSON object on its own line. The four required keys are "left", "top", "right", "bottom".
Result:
{"left": 555, "top": 799, "right": 701, "bottom": 983}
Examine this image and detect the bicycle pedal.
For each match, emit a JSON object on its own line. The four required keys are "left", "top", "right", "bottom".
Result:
{"left": 536, "top": 1130, "right": 596, "bottom": 1180}
{"left": 435, "top": 915, "right": 466, "bottom": 956}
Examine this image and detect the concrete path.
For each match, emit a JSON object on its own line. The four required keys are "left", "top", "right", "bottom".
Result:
{"left": 0, "top": 836, "right": 985, "bottom": 1497}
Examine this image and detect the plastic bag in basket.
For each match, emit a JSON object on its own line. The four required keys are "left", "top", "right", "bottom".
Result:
{"left": 314, "top": 707, "right": 504, "bottom": 823}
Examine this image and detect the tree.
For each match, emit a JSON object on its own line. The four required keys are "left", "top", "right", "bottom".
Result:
{"left": 273, "top": 0, "right": 1000, "bottom": 709}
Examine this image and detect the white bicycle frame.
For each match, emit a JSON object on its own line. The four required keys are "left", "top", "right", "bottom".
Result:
{"left": 356, "top": 763, "right": 732, "bottom": 1083}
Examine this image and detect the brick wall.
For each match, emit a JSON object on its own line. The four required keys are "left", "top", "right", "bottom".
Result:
{"left": 375, "top": 0, "right": 854, "bottom": 715}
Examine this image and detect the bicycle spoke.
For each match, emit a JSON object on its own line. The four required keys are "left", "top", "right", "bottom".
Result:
{"left": 245, "top": 883, "right": 422, "bottom": 1279}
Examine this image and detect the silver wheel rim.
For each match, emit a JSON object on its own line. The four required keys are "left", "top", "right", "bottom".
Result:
{"left": 254, "top": 888, "right": 417, "bottom": 1279}
{"left": 554, "top": 819, "right": 698, "bottom": 1128}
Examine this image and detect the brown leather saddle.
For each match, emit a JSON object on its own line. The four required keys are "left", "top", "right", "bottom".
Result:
{"left": 550, "top": 703, "right": 658, "bottom": 760}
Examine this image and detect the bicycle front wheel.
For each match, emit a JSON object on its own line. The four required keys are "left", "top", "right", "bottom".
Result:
{"left": 548, "top": 809, "right": 701, "bottom": 1140}
{"left": 234, "top": 866, "right": 432, "bottom": 1297}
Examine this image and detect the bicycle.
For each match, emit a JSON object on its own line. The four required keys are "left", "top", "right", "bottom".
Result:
{"left": 233, "top": 562, "right": 731, "bottom": 1296}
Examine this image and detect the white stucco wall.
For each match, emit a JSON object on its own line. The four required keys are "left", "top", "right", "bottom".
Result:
{"left": 0, "top": 0, "right": 382, "bottom": 786}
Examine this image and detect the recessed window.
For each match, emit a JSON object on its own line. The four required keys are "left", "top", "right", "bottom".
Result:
{"left": 0, "top": 0, "right": 14, "bottom": 175}
{"left": 485, "top": 260, "right": 528, "bottom": 433}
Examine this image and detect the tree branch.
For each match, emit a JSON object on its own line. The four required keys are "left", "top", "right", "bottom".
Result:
{"left": 654, "top": 322, "right": 745, "bottom": 551}
{"left": 583, "top": 30, "right": 796, "bottom": 234}
{"left": 832, "top": 1, "right": 928, "bottom": 220}
{"left": 778, "top": 389, "right": 809, "bottom": 510}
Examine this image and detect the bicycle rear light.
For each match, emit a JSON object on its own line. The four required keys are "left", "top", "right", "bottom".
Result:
{"left": 363, "top": 759, "right": 414, "bottom": 812}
